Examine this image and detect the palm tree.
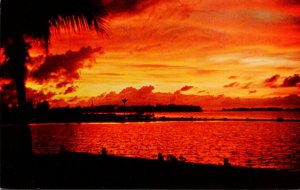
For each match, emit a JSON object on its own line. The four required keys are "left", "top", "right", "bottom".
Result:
{"left": 1, "top": 0, "right": 107, "bottom": 156}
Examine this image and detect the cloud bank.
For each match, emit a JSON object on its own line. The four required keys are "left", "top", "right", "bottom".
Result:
{"left": 50, "top": 85, "right": 300, "bottom": 109}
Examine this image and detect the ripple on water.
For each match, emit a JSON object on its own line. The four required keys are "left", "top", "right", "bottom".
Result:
{"left": 31, "top": 121, "right": 300, "bottom": 171}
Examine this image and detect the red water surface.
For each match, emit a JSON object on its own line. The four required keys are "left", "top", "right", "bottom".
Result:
{"left": 30, "top": 120, "right": 300, "bottom": 171}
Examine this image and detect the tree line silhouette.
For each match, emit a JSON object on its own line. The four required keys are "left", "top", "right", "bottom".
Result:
{"left": 1, "top": 101, "right": 202, "bottom": 123}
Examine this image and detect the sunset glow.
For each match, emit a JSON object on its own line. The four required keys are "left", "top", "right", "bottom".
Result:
{"left": 1, "top": 0, "right": 300, "bottom": 109}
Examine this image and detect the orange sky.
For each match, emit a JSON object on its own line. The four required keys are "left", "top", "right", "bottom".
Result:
{"left": 1, "top": 0, "right": 300, "bottom": 109}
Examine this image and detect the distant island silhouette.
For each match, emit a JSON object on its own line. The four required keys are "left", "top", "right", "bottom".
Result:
{"left": 222, "top": 107, "right": 300, "bottom": 111}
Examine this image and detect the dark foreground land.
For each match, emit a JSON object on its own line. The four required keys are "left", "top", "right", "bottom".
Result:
{"left": 1, "top": 152, "right": 300, "bottom": 189}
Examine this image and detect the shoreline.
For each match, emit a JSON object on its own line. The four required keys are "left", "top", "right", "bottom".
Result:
{"left": 2, "top": 151, "right": 299, "bottom": 188}
{"left": 25, "top": 116, "right": 300, "bottom": 124}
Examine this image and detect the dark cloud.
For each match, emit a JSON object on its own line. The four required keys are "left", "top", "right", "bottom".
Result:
{"left": 180, "top": 85, "right": 193, "bottom": 91}
{"left": 264, "top": 74, "right": 280, "bottom": 83}
{"left": 103, "top": 0, "right": 191, "bottom": 19}
{"left": 31, "top": 46, "right": 103, "bottom": 86}
{"left": 27, "top": 88, "right": 56, "bottom": 102}
{"left": 281, "top": 0, "right": 300, "bottom": 5}
{"left": 49, "top": 98, "right": 70, "bottom": 108}
{"left": 224, "top": 82, "right": 239, "bottom": 88}
{"left": 0, "top": 81, "right": 17, "bottom": 104}
{"left": 0, "top": 81, "right": 56, "bottom": 105}
{"left": 241, "top": 82, "right": 252, "bottom": 89}
{"left": 1, "top": 81, "right": 16, "bottom": 91}
{"left": 64, "top": 86, "right": 78, "bottom": 95}
{"left": 263, "top": 74, "right": 300, "bottom": 88}
{"left": 68, "top": 96, "right": 80, "bottom": 103}
{"left": 263, "top": 74, "right": 280, "bottom": 88}
{"left": 84, "top": 85, "right": 157, "bottom": 105}
{"left": 198, "top": 90, "right": 209, "bottom": 94}
{"left": 289, "top": 16, "right": 300, "bottom": 31}
{"left": 0, "top": 82, "right": 17, "bottom": 104}
{"left": 249, "top": 90, "right": 257, "bottom": 94}
{"left": 0, "top": 54, "right": 45, "bottom": 80}
{"left": 253, "top": 94, "right": 300, "bottom": 108}
{"left": 228, "top": 76, "right": 237, "bottom": 79}
{"left": 45, "top": 85, "right": 300, "bottom": 109}
{"left": 0, "top": 60, "right": 13, "bottom": 79}
{"left": 83, "top": 85, "right": 203, "bottom": 106}
{"left": 56, "top": 81, "right": 69, "bottom": 88}
{"left": 279, "top": 94, "right": 300, "bottom": 105}
{"left": 119, "top": 85, "right": 155, "bottom": 99}
{"left": 103, "top": 0, "right": 162, "bottom": 15}
{"left": 281, "top": 74, "right": 300, "bottom": 87}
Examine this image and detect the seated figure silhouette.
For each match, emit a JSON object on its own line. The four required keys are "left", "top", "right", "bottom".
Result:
{"left": 158, "top": 153, "right": 164, "bottom": 161}
{"left": 179, "top": 155, "right": 186, "bottom": 162}
{"left": 59, "top": 145, "right": 66, "bottom": 155}
{"left": 167, "top": 154, "right": 177, "bottom": 162}
{"left": 101, "top": 147, "right": 107, "bottom": 156}
{"left": 224, "top": 158, "right": 231, "bottom": 167}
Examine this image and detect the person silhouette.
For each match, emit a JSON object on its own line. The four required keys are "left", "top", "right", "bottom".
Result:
{"left": 167, "top": 154, "right": 177, "bottom": 162}
{"left": 179, "top": 155, "right": 186, "bottom": 162}
{"left": 101, "top": 147, "right": 107, "bottom": 156}
{"left": 59, "top": 145, "right": 66, "bottom": 155}
{"left": 224, "top": 158, "right": 231, "bottom": 167}
{"left": 158, "top": 153, "right": 164, "bottom": 161}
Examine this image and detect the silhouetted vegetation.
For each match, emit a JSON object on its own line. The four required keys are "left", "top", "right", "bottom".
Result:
{"left": 1, "top": 101, "right": 202, "bottom": 123}
{"left": 82, "top": 104, "right": 202, "bottom": 113}
{"left": 1, "top": 0, "right": 108, "bottom": 157}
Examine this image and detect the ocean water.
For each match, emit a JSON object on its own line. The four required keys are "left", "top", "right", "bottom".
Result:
{"left": 30, "top": 111, "right": 300, "bottom": 171}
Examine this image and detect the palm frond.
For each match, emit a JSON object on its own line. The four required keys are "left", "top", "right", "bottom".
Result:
{"left": 1, "top": 0, "right": 107, "bottom": 49}
{"left": 48, "top": 0, "right": 107, "bottom": 32}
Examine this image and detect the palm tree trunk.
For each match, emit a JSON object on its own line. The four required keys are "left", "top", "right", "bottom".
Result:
{"left": 2, "top": 37, "right": 33, "bottom": 188}
{"left": 7, "top": 35, "right": 33, "bottom": 157}
{"left": 15, "top": 71, "right": 33, "bottom": 157}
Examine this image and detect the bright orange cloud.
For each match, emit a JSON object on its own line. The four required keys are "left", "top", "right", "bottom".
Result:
{"left": 1, "top": 0, "right": 300, "bottom": 108}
